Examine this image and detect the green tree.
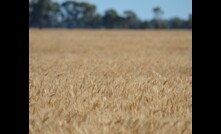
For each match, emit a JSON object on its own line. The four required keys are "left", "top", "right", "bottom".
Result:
{"left": 78, "top": 2, "right": 97, "bottom": 28}
{"left": 124, "top": 10, "right": 140, "bottom": 28}
{"left": 153, "top": 7, "right": 163, "bottom": 20}
{"left": 61, "top": 1, "right": 79, "bottom": 28}
{"left": 170, "top": 17, "right": 183, "bottom": 29}
{"left": 61, "top": 1, "right": 97, "bottom": 28}
{"left": 188, "top": 14, "right": 192, "bottom": 29}
{"left": 29, "top": 0, "right": 55, "bottom": 29}
{"left": 139, "top": 21, "right": 150, "bottom": 29}
{"left": 47, "top": 2, "right": 61, "bottom": 27}
{"left": 152, "top": 7, "right": 164, "bottom": 29}
{"left": 89, "top": 14, "right": 103, "bottom": 28}
{"left": 102, "top": 9, "right": 119, "bottom": 28}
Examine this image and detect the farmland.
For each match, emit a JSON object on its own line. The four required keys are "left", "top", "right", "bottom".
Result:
{"left": 29, "top": 29, "right": 192, "bottom": 134}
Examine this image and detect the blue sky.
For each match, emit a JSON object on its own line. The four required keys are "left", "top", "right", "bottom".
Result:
{"left": 54, "top": 0, "right": 192, "bottom": 20}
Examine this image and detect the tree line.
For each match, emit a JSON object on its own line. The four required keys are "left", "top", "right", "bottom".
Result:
{"left": 29, "top": 0, "right": 192, "bottom": 29}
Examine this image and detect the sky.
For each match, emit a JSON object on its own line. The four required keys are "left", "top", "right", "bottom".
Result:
{"left": 54, "top": 0, "right": 192, "bottom": 20}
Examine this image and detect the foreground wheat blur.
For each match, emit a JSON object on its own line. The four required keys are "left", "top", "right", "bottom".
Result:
{"left": 29, "top": 29, "right": 192, "bottom": 134}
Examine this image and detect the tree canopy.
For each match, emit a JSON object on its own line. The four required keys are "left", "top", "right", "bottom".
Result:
{"left": 29, "top": 0, "right": 192, "bottom": 29}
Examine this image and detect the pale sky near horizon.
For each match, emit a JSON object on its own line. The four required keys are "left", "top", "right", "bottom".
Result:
{"left": 53, "top": 0, "right": 192, "bottom": 20}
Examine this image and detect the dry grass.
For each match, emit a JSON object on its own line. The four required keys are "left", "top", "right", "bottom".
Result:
{"left": 29, "top": 29, "right": 192, "bottom": 134}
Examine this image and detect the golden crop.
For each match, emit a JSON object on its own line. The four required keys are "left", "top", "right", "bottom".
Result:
{"left": 29, "top": 29, "right": 192, "bottom": 134}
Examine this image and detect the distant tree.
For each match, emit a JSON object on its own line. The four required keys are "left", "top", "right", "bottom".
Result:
{"left": 78, "top": 2, "right": 97, "bottom": 28}
{"left": 29, "top": 0, "right": 190, "bottom": 29}
{"left": 170, "top": 17, "right": 184, "bottom": 29}
{"left": 89, "top": 14, "right": 103, "bottom": 28}
{"left": 47, "top": 2, "right": 61, "bottom": 27}
{"left": 152, "top": 7, "right": 164, "bottom": 29}
{"left": 29, "top": 0, "right": 55, "bottom": 29}
{"left": 114, "top": 16, "right": 126, "bottom": 28}
{"left": 153, "top": 7, "right": 163, "bottom": 20}
{"left": 187, "top": 14, "right": 192, "bottom": 29}
{"left": 161, "top": 20, "right": 169, "bottom": 29}
{"left": 124, "top": 10, "right": 141, "bottom": 29}
{"left": 102, "top": 9, "right": 119, "bottom": 28}
{"left": 61, "top": 1, "right": 97, "bottom": 28}
{"left": 139, "top": 21, "right": 150, "bottom": 29}
{"left": 61, "top": 1, "right": 79, "bottom": 28}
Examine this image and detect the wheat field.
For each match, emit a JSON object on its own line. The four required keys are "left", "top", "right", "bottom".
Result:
{"left": 29, "top": 29, "right": 192, "bottom": 134}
